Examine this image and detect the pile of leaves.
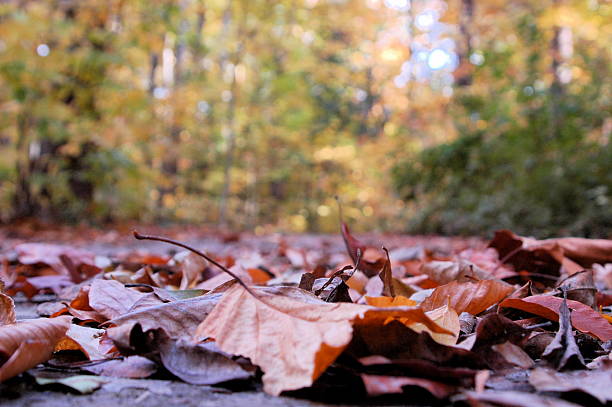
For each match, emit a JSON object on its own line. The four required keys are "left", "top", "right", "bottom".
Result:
{"left": 1, "top": 225, "right": 611, "bottom": 406}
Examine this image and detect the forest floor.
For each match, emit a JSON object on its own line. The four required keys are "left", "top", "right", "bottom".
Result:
{"left": 0, "top": 221, "right": 609, "bottom": 407}
{"left": 0, "top": 221, "right": 477, "bottom": 407}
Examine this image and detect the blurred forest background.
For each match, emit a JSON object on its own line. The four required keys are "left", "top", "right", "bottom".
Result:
{"left": 0, "top": 0, "right": 610, "bottom": 237}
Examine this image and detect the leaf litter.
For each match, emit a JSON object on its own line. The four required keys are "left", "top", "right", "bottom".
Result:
{"left": 0, "top": 220, "right": 610, "bottom": 405}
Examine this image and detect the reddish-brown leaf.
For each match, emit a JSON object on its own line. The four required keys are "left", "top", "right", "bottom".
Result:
{"left": 340, "top": 223, "right": 384, "bottom": 276}
{"left": 0, "top": 293, "right": 16, "bottom": 326}
{"left": 15, "top": 243, "right": 98, "bottom": 278}
{"left": 0, "top": 316, "right": 71, "bottom": 382}
{"left": 361, "top": 374, "right": 456, "bottom": 398}
{"left": 421, "top": 280, "right": 514, "bottom": 315}
{"left": 499, "top": 295, "right": 612, "bottom": 341}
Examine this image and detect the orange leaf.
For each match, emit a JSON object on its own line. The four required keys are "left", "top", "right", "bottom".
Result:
{"left": 55, "top": 324, "right": 108, "bottom": 360}
{"left": 421, "top": 280, "right": 514, "bottom": 315}
{"left": 499, "top": 295, "right": 612, "bottom": 341}
{"left": 0, "top": 316, "right": 71, "bottom": 382}
{"left": 365, "top": 296, "right": 417, "bottom": 307}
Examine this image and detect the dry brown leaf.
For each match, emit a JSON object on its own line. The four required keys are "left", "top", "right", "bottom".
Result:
{"left": 541, "top": 294, "right": 585, "bottom": 370}
{"left": 411, "top": 304, "right": 460, "bottom": 346}
{"left": 88, "top": 279, "right": 152, "bottom": 320}
{"left": 55, "top": 324, "right": 107, "bottom": 360}
{"left": 419, "top": 260, "right": 491, "bottom": 285}
{"left": 421, "top": 280, "right": 514, "bottom": 315}
{"left": 15, "top": 243, "right": 98, "bottom": 277}
{"left": 178, "top": 252, "right": 208, "bottom": 289}
{"left": 0, "top": 316, "right": 71, "bottom": 381}
{"left": 365, "top": 296, "right": 459, "bottom": 346}
{"left": 378, "top": 248, "right": 395, "bottom": 297}
{"left": 0, "top": 292, "right": 16, "bottom": 326}
{"left": 108, "top": 293, "right": 222, "bottom": 341}
{"left": 195, "top": 284, "right": 446, "bottom": 395}
{"left": 465, "top": 390, "right": 583, "bottom": 407}
{"left": 491, "top": 342, "right": 534, "bottom": 369}
{"left": 159, "top": 337, "right": 252, "bottom": 385}
{"left": 361, "top": 374, "right": 456, "bottom": 398}
{"left": 529, "top": 366, "right": 612, "bottom": 404}
{"left": 83, "top": 355, "right": 157, "bottom": 379}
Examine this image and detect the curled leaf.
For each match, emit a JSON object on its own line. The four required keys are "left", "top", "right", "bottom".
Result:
{"left": 0, "top": 293, "right": 16, "bottom": 326}
{"left": 0, "top": 316, "right": 71, "bottom": 382}
{"left": 499, "top": 295, "right": 612, "bottom": 341}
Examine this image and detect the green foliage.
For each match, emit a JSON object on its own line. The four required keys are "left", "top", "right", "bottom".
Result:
{"left": 393, "top": 2, "right": 611, "bottom": 237}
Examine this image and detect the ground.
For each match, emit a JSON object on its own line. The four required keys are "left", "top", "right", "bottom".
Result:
{"left": 0, "top": 223, "right": 474, "bottom": 407}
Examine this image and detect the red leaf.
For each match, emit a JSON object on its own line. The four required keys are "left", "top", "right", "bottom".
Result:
{"left": 499, "top": 295, "right": 612, "bottom": 341}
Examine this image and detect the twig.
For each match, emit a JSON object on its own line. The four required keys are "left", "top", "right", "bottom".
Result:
{"left": 133, "top": 231, "right": 257, "bottom": 297}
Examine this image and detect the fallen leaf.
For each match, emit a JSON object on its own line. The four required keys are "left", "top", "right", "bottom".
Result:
{"left": 358, "top": 355, "right": 477, "bottom": 384}
{"left": 415, "top": 303, "right": 460, "bottom": 346}
{"left": 0, "top": 316, "right": 72, "bottom": 381}
{"left": 499, "top": 295, "right": 612, "bottom": 341}
{"left": 378, "top": 248, "right": 395, "bottom": 297}
{"left": 178, "top": 252, "right": 207, "bottom": 289}
{"left": 421, "top": 280, "right": 514, "bottom": 315}
{"left": 361, "top": 374, "right": 455, "bottom": 398}
{"left": 365, "top": 296, "right": 417, "bottom": 307}
{"left": 351, "top": 319, "right": 482, "bottom": 369}
{"left": 365, "top": 296, "right": 459, "bottom": 345}
{"left": 88, "top": 279, "right": 153, "bottom": 320}
{"left": 419, "top": 260, "right": 491, "bottom": 285}
{"left": 195, "top": 284, "right": 447, "bottom": 395}
{"left": 491, "top": 342, "right": 534, "bottom": 369}
{"left": 83, "top": 356, "right": 157, "bottom": 379}
{"left": 106, "top": 293, "right": 222, "bottom": 348}
{"left": 541, "top": 237, "right": 612, "bottom": 265}
{"left": 196, "top": 265, "right": 253, "bottom": 291}
{"left": 474, "top": 370, "right": 489, "bottom": 393}
{"left": 340, "top": 223, "right": 384, "bottom": 276}
{"left": 489, "top": 230, "right": 586, "bottom": 277}
{"left": 34, "top": 373, "right": 107, "bottom": 394}
{"left": 557, "top": 269, "right": 597, "bottom": 309}
{"left": 541, "top": 294, "right": 585, "bottom": 370}
{"left": 0, "top": 292, "right": 16, "bottom": 325}
{"left": 464, "top": 390, "right": 583, "bottom": 407}
{"left": 529, "top": 366, "right": 612, "bottom": 404}
{"left": 55, "top": 324, "right": 107, "bottom": 360}
{"left": 25, "top": 275, "right": 73, "bottom": 295}
{"left": 15, "top": 243, "right": 98, "bottom": 278}
{"left": 159, "top": 336, "right": 252, "bottom": 385}
{"left": 471, "top": 314, "right": 530, "bottom": 352}
{"left": 101, "top": 377, "right": 172, "bottom": 395}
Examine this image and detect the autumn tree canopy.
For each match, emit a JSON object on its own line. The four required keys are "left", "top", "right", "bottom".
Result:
{"left": 0, "top": 0, "right": 609, "bottom": 236}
